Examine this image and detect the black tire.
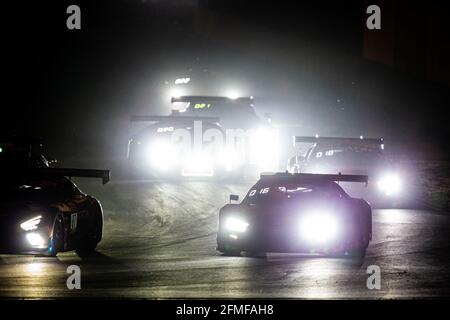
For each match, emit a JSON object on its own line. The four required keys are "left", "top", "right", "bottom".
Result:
{"left": 245, "top": 251, "right": 264, "bottom": 258}
{"left": 76, "top": 212, "right": 102, "bottom": 257}
{"left": 221, "top": 250, "right": 242, "bottom": 257}
{"left": 49, "top": 216, "right": 64, "bottom": 257}
{"left": 345, "top": 247, "right": 367, "bottom": 259}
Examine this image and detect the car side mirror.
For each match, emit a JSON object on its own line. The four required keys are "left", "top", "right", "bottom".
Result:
{"left": 229, "top": 194, "right": 239, "bottom": 203}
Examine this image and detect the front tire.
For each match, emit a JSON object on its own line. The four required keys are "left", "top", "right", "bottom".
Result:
{"left": 76, "top": 211, "right": 102, "bottom": 257}
{"left": 221, "top": 250, "right": 242, "bottom": 257}
{"left": 49, "top": 216, "right": 64, "bottom": 257}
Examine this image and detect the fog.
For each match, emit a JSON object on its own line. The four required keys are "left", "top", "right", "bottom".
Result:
{"left": 4, "top": 0, "right": 449, "bottom": 170}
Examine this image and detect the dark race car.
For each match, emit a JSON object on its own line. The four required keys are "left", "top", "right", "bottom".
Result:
{"left": 217, "top": 172, "right": 372, "bottom": 258}
{"left": 0, "top": 138, "right": 110, "bottom": 256}
{"left": 287, "top": 136, "right": 413, "bottom": 207}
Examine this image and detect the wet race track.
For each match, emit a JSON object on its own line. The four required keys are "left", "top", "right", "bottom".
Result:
{"left": 1, "top": 180, "right": 449, "bottom": 299}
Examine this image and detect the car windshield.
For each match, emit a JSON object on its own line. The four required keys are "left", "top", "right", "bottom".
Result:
{"left": 243, "top": 181, "right": 346, "bottom": 205}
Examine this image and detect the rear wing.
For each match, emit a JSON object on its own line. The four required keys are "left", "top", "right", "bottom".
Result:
{"left": 171, "top": 95, "right": 254, "bottom": 106}
{"left": 260, "top": 172, "right": 369, "bottom": 185}
{"left": 30, "top": 168, "right": 111, "bottom": 184}
{"left": 293, "top": 136, "right": 384, "bottom": 149}
{"left": 130, "top": 115, "right": 220, "bottom": 124}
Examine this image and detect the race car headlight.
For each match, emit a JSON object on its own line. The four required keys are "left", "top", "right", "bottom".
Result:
{"left": 377, "top": 173, "right": 402, "bottom": 196}
{"left": 20, "top": 216, "right": 42, "bottom": 231}
{"left": 248, "top": 127, "right": 279, "bottom": 170}
{"left": 26, "top": 232, "right": 46, "bottom": 247}
{"left": 225, "top": 217, "right": 249, "bottom": 233}
{"left": 299, "top": 212, "right": 339, "bottom": 244}
{"left": 218, "top": 148, "right": 241, "bottom": 171}
{"left": 147, "top": 141, "right": 177, "bottom": 171}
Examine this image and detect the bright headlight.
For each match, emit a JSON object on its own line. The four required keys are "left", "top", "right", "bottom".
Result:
{"left": 147, "top": 141, "right": 177, "bottom": 171}
{"left": 20, "top": 216, "right": 42, "bottom": 231}
{"left": 225, "top": 217, "right": 249, "bottom": 233}
{"left": 219, "top": 148, "right": 241, "bottom": 171}
{"left": 26, "top": 232, "right": 46, "bottom": 247}
{"left": 377, "top": 173, "right": 402, "bottom": 196}
{"left": 299, "top": 212, "right": 339, "bottom": 244}
{"left": 248, "top": 127, "right": 279, "bottom": 170}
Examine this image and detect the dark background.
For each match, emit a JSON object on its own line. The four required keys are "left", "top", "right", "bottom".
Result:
{"left": 3, "top": 0, "right": 450, "bottom": 168}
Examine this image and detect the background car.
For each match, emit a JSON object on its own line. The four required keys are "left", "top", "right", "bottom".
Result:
{"left": 287, "top": 136, "right": 413, "bottom": 207}
{"left": 127, "top": 113, "right": 240, "bottom": 178}
{"left": 171, "top": 96, "right": 280, "bottom": 176}
{"left": 0, "top": 137, "right": 110, "bottom": 256}
{"left": 217, "top": 172, "right": 372, "bottom": 258}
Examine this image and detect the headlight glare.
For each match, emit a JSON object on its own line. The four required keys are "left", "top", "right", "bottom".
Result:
{"left": 147, "top": 141, "right": 177, "bottom": 171}
{"left": 20, "top": 216, "right": 42, "bottom": 231}
{"left": 26, "top": 233, "right": 46, "bottom": 247}
{"left": 225, "top": 217, "right": 249, "bottom": 233}
{"left": 299, "top": 212, "right": 339, "bottom": 244}
{"left": 377, "top": 173, "right": 402, "bottom": 196}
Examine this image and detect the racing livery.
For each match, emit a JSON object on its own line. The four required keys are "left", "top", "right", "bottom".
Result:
{"left": 217, "top": 172, "right": 372, "bottom": 257}
{"left": 0, "top": 138, "right": 110, "bottom": 256}
{"left": 287, "top": 136, "right": 409, "bottom": 207}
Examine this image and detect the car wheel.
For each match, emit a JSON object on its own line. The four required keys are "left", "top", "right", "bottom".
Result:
{"left": 221, "top": 250, "right": 242, "bottom": 257}
{"left": 245, "top": 251, "right": 264, "bottom": 258}
{"left": 76, "top": 212, "right": 101, "bottom": 257}
{"left": 50, "top": 216, "right": 64, "bottom": 257}
{"left": 344, "top": 247, "right": 367, "bottom": 259}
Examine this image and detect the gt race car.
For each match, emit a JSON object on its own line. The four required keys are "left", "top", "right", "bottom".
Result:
{"left": 287, "top": 136, "right": 411, "bottom": 207}
{"left": 128, "top": 96, "right": 280, "bottom": 179}
{"left": 217, "top": 172, "right": 372, "bottom": 257}
{"left": 171, "top": 96, "right": 280, "bottom": 174}
{"left": 0, "top": 138, "right": 110, "bottom": 256}
{"left": 127, "top": 114, "right": 238, "bottom": 178}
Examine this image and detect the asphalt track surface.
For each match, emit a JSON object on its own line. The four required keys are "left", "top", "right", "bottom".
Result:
{"left": 1, "top": 180, "right": 449, "bottom": 299}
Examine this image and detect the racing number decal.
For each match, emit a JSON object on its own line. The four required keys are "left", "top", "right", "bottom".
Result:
{"left": 316, "top": 149, "right": 342, "bottom": 158}
{"left": 70, "top": 213, "right": 78, "bottom": 231}
{"left": 157, "top": 127, "right": 174, "bottom": 133}
{"left": 249, "top": 188, "right": 270, "bottom": 197}
{"left": 260, "top": 187, "right": 270, "bottom": 194}
{"left": 194, "top": 103, "right": 211, "bottom": 109}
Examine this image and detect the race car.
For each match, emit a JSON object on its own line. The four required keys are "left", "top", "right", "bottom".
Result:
{"left": 287, "top": 136, "right": 411, "bottom": 207}
{"left": 0, "top": 137, "right": 110, "bottom": 256}
{"left": 171, "top": 96, "right": 263, "bottom": 130}
{"left": 128, "top": 96, "right": 279, "bottom": 178}
{"left": 217, "top": 172, "right": 372, "bottom": 257}
{"left": 127, "top": 113, "right": 240, "bottom": 178}
{"left": 171, "top": 96, "right": 280, "bottom": 174}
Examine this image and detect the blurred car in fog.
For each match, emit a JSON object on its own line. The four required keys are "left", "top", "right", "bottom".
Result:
{"left": 127, "top": 114, "right": 241, "bottom": 178}
{"left": 127, "top": 96, "right": 280, "bottom": 179}
{"left": 0, "top": 137, "right": 109, "bottom": 256}
{"left": 286, "top": 136, "right": 412, "bottom": 207}
{"left": 217, "top": 172, "right": 372, "bottom": 257}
